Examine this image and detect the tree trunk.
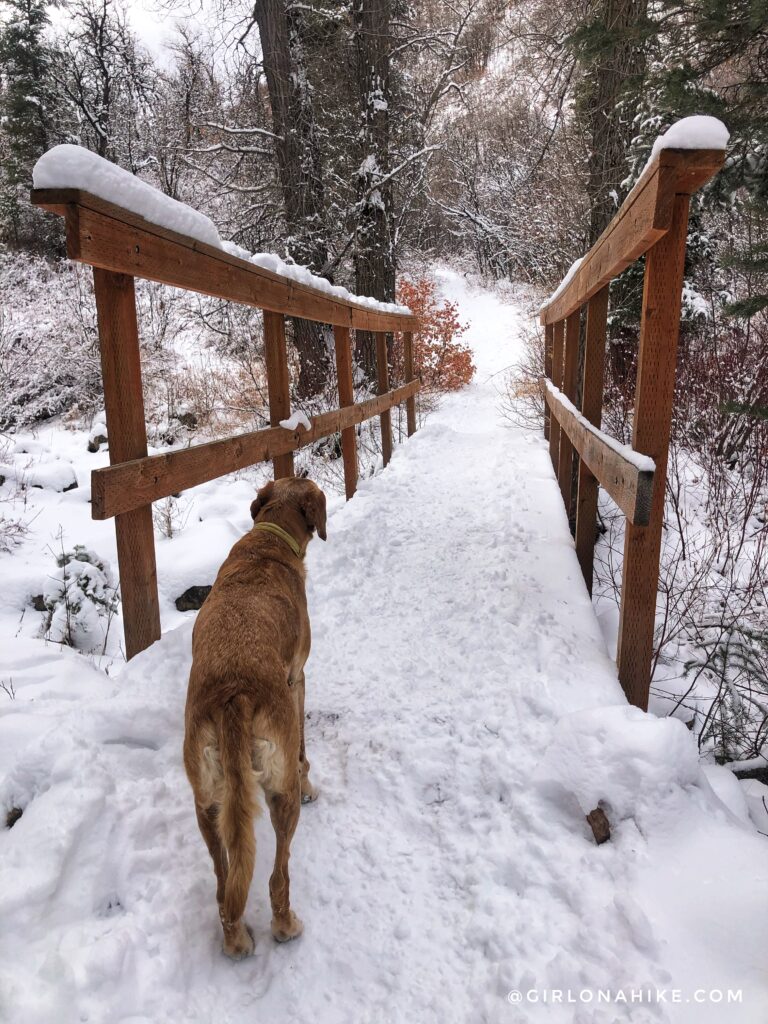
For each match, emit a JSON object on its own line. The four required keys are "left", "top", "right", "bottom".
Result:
{"left": 354, "top": 0, "right": 395, "bottom": 379}
{"left": 253, "top": 0, "right": 331, "bottom": 397}
{"left": 583, "top": 0, "right": 648, "bottom": 245}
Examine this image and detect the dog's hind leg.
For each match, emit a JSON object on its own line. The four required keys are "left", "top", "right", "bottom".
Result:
{"left": 195, "top": 803, "right": 228, "bottom": 908}
{"left": 294, "top": 670, "right": 318, "bottom": 804}
{"left": 265, "top": 779, "right": 303, "bottom": 942}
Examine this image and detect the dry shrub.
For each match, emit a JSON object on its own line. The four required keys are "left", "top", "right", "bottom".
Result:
{"left": 393, "top": 278, "right": 475, "bottom": 395}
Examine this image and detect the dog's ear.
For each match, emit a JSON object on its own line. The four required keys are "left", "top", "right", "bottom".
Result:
{"left": 250, "top": 480, "right": 275, "bottom": 521}
{"left": 300, "top": 486, "right": 327, "bottom": 541}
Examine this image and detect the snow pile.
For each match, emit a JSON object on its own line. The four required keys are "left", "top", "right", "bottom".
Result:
{"left": 220, "top": 242, "right": 412, "bottom": 315}
{"left": 538, "top": 704, "right": 701, "bottom": 828}
{"left": 2, "top": 443, "right": 79, "bottom": 492}
{"left": 651, "top": 115, "right": 730, "bottom": 157}
{"left": 279, "top": 411, "right": 312, "bottom": 431}
{"left": 33, "top": 145, "right": 411, "bottom": 316}
{"left": 740, "top": 778, "right": 768, "bottom": 833}
{"left": 544, "top": 381, "right": 656, "bottom": 474}
{"left": 701, "top": 764, "right": 752, "bottom": 825}
{"left": 27, "top": 458, "right": 78, "bottom": 492}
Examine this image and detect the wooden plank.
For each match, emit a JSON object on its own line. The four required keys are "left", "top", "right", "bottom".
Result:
{"left": 91, "top": 380, "right": 420, "bottom": 519}
{"left": 403, "top": 330, "right": 417, "bottom": 437}
{"left": 32, "top": 191, "right": 419, "bottom": 334}
{"left": 574, "top": 286, "right": 609, "bottom": 594}
{"left": 263, "top": 310, "right": 294, "bottom": 479}
{"left": 539, "top": 149, "right": 724, "bottom": 326}
{"left": 543, "top": 381, "right": 654, "bottom": 526}
{"left": 616, "top": 194, "right": 690, "bottom": 710}
{"left": 375, "top": 331, "right": 393, "bottom": 467}
{"left": 548, "top": 320, "right": 564, "bottom": 474}
{"left": 333, "top": 325, "right": 358, "bottom": 500}
{"left": 92, "top": 269, "right": 161, "bottom": 659}
{"left": 557, "top": 310, "right": 580, "bottom": 517}
{"left": 543, "top": 323, "right": 553, "bottom": 442}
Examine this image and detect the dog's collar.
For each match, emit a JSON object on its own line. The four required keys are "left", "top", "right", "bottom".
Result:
{"left": 253, "top": 521, "right": 304, "bottom": 560}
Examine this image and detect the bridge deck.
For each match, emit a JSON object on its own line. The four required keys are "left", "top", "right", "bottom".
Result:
{"left": 0, "top": 270, "right": 764, "bottom": 1023}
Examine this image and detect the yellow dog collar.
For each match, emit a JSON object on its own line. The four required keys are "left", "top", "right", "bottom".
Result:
{"left": 253, "top": 521, "right": 304, "bottom": 560}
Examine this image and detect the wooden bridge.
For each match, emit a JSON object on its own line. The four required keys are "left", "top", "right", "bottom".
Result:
{"left": 32, "top": 141, "right": 724, "bottom": 711}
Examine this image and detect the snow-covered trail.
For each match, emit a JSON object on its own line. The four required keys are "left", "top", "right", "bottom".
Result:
{"left": 1, "top": 271, "right": 766, "bottom": 1024}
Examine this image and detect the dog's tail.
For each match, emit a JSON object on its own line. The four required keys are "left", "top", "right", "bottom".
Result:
{"left": 216, "top": 694, "right": 259, "bottom": 928}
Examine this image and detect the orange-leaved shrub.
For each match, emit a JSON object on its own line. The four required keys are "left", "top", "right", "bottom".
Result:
{"left": 393, "top": 278, "right": 474, "bottom": 394}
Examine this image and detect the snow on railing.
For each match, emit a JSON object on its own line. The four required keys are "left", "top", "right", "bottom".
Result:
{"left": 33, "top": 144, "right": 410, "bottom": 316}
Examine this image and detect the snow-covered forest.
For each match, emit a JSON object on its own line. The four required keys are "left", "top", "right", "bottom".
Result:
{"left": 1, "top": 0, "right": 767, "bottom": 1020}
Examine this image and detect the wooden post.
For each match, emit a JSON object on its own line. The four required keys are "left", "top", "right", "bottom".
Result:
{"left": 333, "top": 325, "right": 358, "bottom": 500}
{"left": 543, "top": 323, "right": 553, "bottom": 441}
{"left": 92, "top": 269, "right": 161, "bottom": 660}
{"left": 375, "top": 330, "right": 393, "bottom": 466}
{"left": 403, "top": 330, "right": 417, "bottom": 437}
{"left": 557, "top": 310, "right": 580, "bottom": 515}
{"left": 548, "top": 319, "right": 564, "bottom": 474}
{"left": 616, "top": 195, "right": 691, "bottom": 710}
{"left": 575, "top": 286, "right": 609, "bottom": 594}
{"left": 263, "top": 310, "right": 294, "bottom": 479}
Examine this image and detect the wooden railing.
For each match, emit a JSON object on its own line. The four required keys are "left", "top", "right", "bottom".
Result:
{"left": 540, "top": 146, "right": 725, "bottom": 711}
{"left": 32, "top": 188, "right": 420, "bottom": 660}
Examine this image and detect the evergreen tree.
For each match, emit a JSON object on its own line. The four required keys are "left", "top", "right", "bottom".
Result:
{"left": 617, "top": 0, "right": 768, "bottom": 402}
{"left": 0, "top": 0, "right": 61, "bottom": 249}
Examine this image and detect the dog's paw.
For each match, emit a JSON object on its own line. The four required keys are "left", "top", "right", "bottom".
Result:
{"left": 301, "top": 784, "right": 319, "bottom": 804}
{"left": 271, "top": 911, "right": 304, "bottom": 943}
{"left": 222, "top": 922, "right": 255, "bottom": 960}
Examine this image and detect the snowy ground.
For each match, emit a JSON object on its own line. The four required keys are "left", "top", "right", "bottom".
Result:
{"left": 1, "top": 270, "right": 767, "bottom": 1023}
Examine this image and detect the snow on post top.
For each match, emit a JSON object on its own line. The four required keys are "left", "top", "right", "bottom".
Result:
{"left": 32, "top": 145, "right": 411, "bottom": 316}
{"left": 650, "top": 115, "right": 729, "bottom": 157}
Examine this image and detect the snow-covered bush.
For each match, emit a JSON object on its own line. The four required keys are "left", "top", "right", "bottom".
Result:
{"left": 43, "top": 544, "right": 120, "bottom": 653}
{"left": 0, "top": 254, "right": 103, "bottom": 429}
{"left": 153, "top": 495, "right": 191, "bottom": 539}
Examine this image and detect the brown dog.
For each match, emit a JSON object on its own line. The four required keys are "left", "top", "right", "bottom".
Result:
{"left": 183, "top": 476, "right": 326, "bottom": 959}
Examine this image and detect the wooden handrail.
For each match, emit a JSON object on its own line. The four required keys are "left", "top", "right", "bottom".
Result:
{"left": 542, "top": 380, "right": 654, "bottom": 525}
{"left": 539, "top": 149, "right": 724, "bottom": 326}
{"left": 33, "top": 184, "right": 421, "bottom": 659}
{"left": 92, "top": 380, "right": 418, "bottom": 520}
{"left": 542, "top": 141, "right": 725, "bottom": 711}
{"left": 31, "top": 188, "right": 418, "bottom": 333}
